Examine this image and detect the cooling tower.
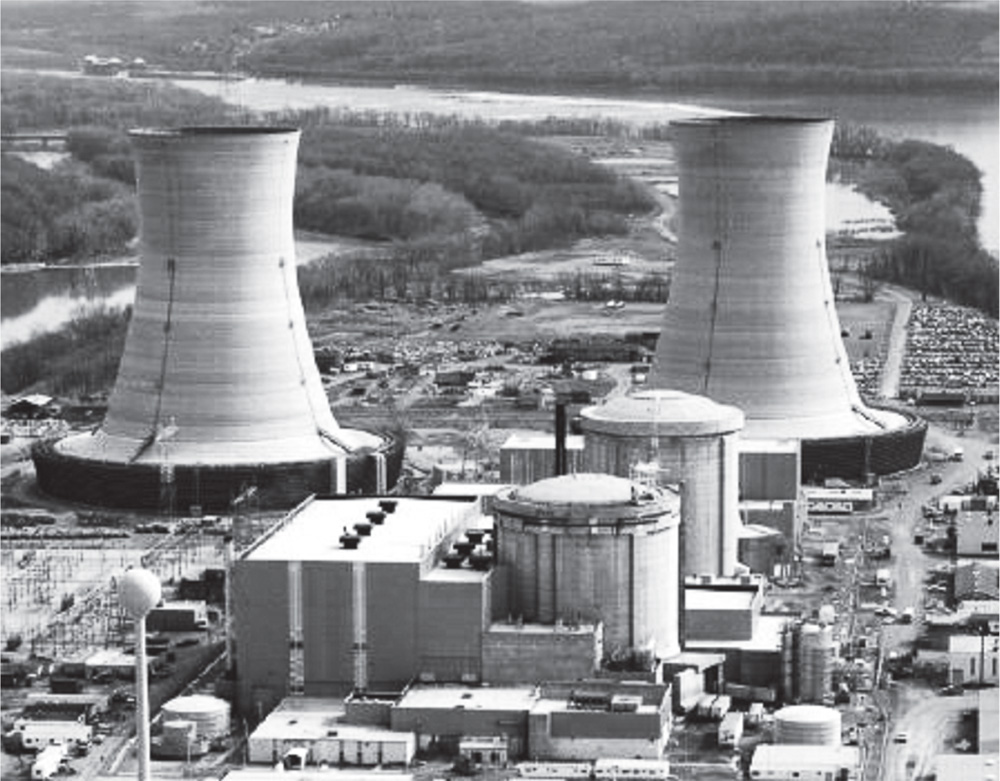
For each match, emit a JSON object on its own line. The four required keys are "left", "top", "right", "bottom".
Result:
{"left": 34, "top": 127, "right": 401, "bottom": 510}
{"left": 648, "top": 116, "right": 924, "bottom": 480}
{"left": 579, "top": 389, "right": 743, "bottom": 578}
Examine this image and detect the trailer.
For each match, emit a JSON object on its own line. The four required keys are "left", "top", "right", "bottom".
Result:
{"left": 718, "top": 711, "right": 744, "bottom": 747}
{"left": 31, "top": 744, "right": 65, "bottom": 780}
{"left": 15, "top": 719, "right": 91, "bottom": 753}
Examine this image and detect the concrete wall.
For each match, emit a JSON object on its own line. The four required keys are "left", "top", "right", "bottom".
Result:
{"left": 366, "top": 562, "right": 420, "bottom": 690}
{"left": 301, "top": 561, "right": 353, "bottom": 696}
{"left": 685, "top": 606, "right": 755, "bottom": 642}
{"left": 417, "top": 573, "right": 491, "bottom": 683}
{"left": 234, "top": 560, "right": 290, "bottom": 716}
{"left": 528, "top": 712, "right": 665, "bottom": 760}
{"left": 739, "top": 446, "right": 800, "bottom": 501}
{"left": 390, "top": 706, "right": 528, "bottom": 758}
{"left": 481, "top": 625, "right": 601, "bottom": 685}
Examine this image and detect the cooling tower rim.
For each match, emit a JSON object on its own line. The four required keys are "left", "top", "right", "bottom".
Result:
{"left": 672, "top": 114, "right": 830, "bottom": 127}
{"left": 129, "top": 126, "right": 299, "bottom": 138}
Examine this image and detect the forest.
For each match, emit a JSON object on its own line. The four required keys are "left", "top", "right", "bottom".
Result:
{"left": 2, "top": 1, "right": 996, "bottom": 94}
{"left": 1, "top": 73, "right": 653, "bottom": 269}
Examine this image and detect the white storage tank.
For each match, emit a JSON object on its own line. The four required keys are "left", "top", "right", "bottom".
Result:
{"left": 774, "top": 704, "right": 841, "bottom": 746}
{"left": 162, "top": 695, "right": 230, "bottom": 740}
{"left": 494, "top": 473, "right": 682, "bottom": 659}
{"left": 580, "top": 389, "right": 744, "bottom": 577}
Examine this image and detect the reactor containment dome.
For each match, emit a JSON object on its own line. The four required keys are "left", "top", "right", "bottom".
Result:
{"left": 493, "top": 473, "right": 681, "bottom": 660}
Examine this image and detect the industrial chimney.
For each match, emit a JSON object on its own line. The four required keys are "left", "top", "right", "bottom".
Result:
{"left": 648, "top": 116, "right": 924, "bottom": 480}
{"left": 35, "top": 127, "right": 398, "bottom": 509}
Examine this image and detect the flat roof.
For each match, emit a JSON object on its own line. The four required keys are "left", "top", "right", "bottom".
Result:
{"left": 501, "top": 433, "right": 585, "bottom": 450}
{"left": 250, "top": 699, "right": 406, "bottom": 743}
{"left": 530, "top": 696, "right": 658, "bottom": 716}
{"left": 486, "top": 621, "right": 599, "bottom": 636}
{"left": 685, "top": 589, "right": 755, "bottom": 611}
{"left": 395, "top": 684, "right": 537, "bottom": 713}
{"left": 243, "top": 496, "right": 482, "bottom": 564}
{"left": 931, "top": 754, "right": 1000, "bottom": 777}
{"left": 423, "top": 566, "right": 492, "bottom": 584}
{"left": 750, "top": 744, "right": 859, "bottom": 770}
{"left": 739, "top": 438, "right": 800, "bottom": 454}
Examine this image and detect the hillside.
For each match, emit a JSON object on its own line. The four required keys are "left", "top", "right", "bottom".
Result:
{"left": 2, "top": 1, "right": 996, "bottom": 93}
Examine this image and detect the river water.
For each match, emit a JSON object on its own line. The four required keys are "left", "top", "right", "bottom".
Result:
{"left": 3, "top": 75, "right": 995, "bottom": 348}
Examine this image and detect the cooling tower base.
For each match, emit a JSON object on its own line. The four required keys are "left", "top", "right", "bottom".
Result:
{"left": 32, "top": 430, "right": 404, "bottom": 512}
{"left": 801, "top": 408, "right": 927, "bottom": 483}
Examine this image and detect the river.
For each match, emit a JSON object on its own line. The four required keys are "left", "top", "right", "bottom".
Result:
{"left": 2, "top": 75, "right": 995, "bottom": 348}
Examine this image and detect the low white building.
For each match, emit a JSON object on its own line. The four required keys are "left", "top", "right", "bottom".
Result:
{"left": 247, "top": 699, "right": 415, "bottom": 767}
{"left": 955, "top": 510, "right": 999, "bottom": 557}
{"left": 947, "top": 634, "right": 999, "bottom": 686}
{"left": 749, "top": 744, "right": 860, "bottom": 780}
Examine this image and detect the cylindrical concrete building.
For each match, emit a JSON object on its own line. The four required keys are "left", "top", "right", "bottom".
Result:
{"left": 648, "top": 116, "right": 924, "bottom": 480}
{"left": 579, "top": 389, "right": 743, "bottom": 577}
{"left": 34, "top": 127, "right": 399, "bottom": 510}
{"left": 493, "top": 473, "right": 681, "bottom": 660}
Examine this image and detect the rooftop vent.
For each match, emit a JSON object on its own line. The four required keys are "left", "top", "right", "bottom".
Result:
{"left": 466, "top": 529, "right": 485, "bottom": 545}
{"left": 339, "top": 528, "right": 360, "bottom": 549}
{"left": 354, "top": 521, "right": 373, "bottom": 537}
{"left": 366, "top": 510, "right": 386, "bottom": 525}
{"left": 453, "top": 540, "right": 475, "bottom": 556}
{"left": 378, "top": 500, "right": 398, "bottom": 514}
{"left": 443, "top": 552, "right": 465, "bottom": 569}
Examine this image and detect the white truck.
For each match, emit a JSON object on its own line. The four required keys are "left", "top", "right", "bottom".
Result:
{"left": 31, "top": 744, "right": 65, "bottom": 780}
{"left": 718, "top": 711, "right": 744, "bottom": 747}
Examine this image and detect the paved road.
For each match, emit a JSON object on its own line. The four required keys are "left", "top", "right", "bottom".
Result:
{"left": 883, "top": 688, "right": 979, "bottom": 781}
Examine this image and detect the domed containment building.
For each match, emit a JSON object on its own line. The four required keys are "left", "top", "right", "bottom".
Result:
{"left": 579, "top": 389, "right": 744, "bottom": 578}
{"left": 493, "top": 473, "right": 681, "bottom": 660}
{"left": 34, "top": 127, "right": 399, "bottom": 510}
{"left": 647, "top": 116, "right": 925, "bottom": 480}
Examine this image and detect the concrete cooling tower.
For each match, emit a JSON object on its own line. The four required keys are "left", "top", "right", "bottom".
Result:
{"left": 648, "top": 117, "right": 924, "bottom": 481}
{"left": 34, "top": 127, "right": 400, "bottom": 510}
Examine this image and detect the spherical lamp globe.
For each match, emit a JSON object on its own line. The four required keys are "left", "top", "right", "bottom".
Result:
{"left": 119, "top": 568, "right": 161, "bottom": 619}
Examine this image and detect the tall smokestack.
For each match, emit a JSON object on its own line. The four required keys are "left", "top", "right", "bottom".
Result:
{"left": 648, "top": 116, "right": 924, "bottom": 479}
{"left": 554, "top": 402, "right": 567, "bottom": 477}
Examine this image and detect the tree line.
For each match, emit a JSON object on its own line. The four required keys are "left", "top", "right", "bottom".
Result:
{"left": 834, "top": 124, "right": 998, "bottom": 318}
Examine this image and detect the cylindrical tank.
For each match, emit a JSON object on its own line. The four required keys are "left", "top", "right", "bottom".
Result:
{"left": 161, "top": 695, "right": 230, "bottom": 739}
{"left": 774, "top": 704, "right": 841, "bottom": 746}
{"left": 798, "top": 622, "right": 835, "bottom": 703}
{"left": 738, "top": 524, "right": 786, "bottom": 577}
{"left": 493, "top": 473, "right": 681, "bottom": 659}
{"left": 647, "top": 116, "right": 921, "bottom": 478}
{"left": 157, "top": 720, "right": 198, "bottom": 759}
{"left": 579, "top": 389, "right": 743, "bottom": 577}
{"left": 35, "top": 127, "right": 396, "bottom": 509}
